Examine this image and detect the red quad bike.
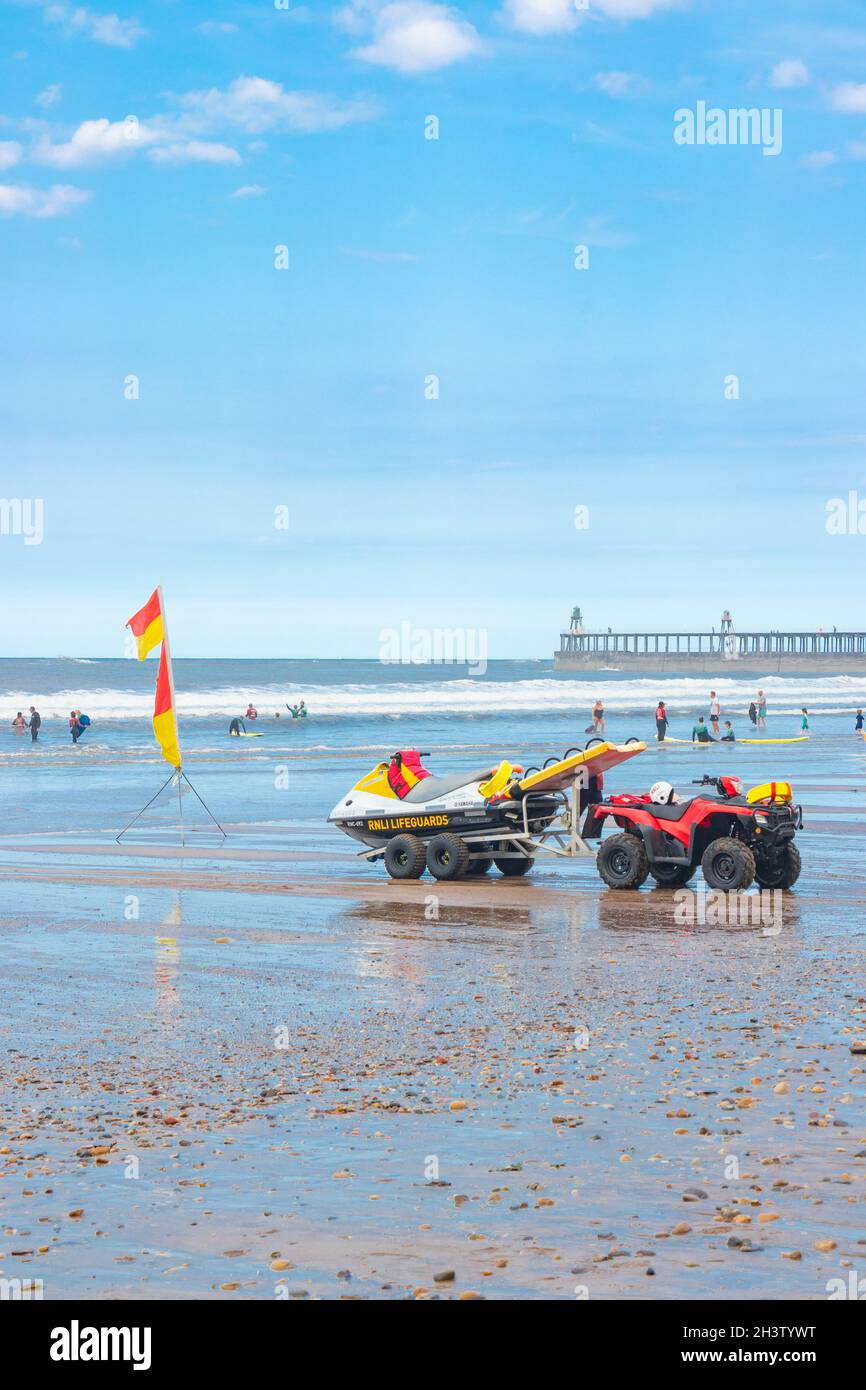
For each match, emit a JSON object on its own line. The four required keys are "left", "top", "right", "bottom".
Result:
{"left": 583, "top": 774, "right": 804, "bottom": 892}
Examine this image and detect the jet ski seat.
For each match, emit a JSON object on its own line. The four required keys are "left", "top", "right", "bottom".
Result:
{"left": 403, "top": 767, "right": 496, "bottom": 803}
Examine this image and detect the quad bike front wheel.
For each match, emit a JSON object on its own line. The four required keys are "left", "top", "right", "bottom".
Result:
{"left": 384, "top": 833, "right": 427, "bottom": 879}
{"left": 701, "top": 836, "right": 756, "bottom": 892}
{"left": 426, "top": 833, "right": 470, "bottom": 881}
{"left": 754, "top": 842, "right": 801, "bottom": 889}
{"left": 649, "top": 862, "right": 696, "bottom": 887}
{"left": 597, "top": 832, "right": 650, "bottom": 889}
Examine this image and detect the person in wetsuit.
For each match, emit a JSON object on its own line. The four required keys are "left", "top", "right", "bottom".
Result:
{"left": 655, "top": 700, "right": 668, "bottom": 742}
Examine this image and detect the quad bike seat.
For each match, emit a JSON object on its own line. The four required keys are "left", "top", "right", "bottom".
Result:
{"left": 403, "top": 767, "right": 495, "bottom": 802}
{"left": 646, "top": 798, "right": 696, "bottom": 821}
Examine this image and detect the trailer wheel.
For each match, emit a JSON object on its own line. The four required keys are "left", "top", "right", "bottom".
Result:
{"left": 597, "top": 833, "right": 650, "bottom": 889}
{"left": 384, "top": 833, "right": 427, "bottom": 879}
{"left": 649, "top": 862, "right": 696, "bottom": 887}
{"left": 467, "top": 856, "right": 493, "bottom": 876}
{"left": 426, "top": 833, "right": 470, "bottom": 881}
{"left": 701, "top": 836, "right": 756, "bottom": 892}
{"left": 494, "top": 854, "right": 534, "bottom": 876}
{"left": 754, "top": 842, "right": 800, "bottom": 889}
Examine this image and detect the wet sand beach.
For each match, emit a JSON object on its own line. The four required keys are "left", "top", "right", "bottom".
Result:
{"left": 1, "top": 757, "right": 865, "bottom": 1301}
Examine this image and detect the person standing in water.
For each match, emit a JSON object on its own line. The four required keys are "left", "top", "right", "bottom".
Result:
{"left": 28, "top": 705, "right": 41, "bottom": 742}
{"left": 69, "top": 710, "right": 82, "bottom": 743}
{"left": 591, "top": 698, "right": 605, "bottom": 736}
{"left": 12, "top": 711, "right": 26, "bottom": 733}
{"left": 757, "top": 689, "right": 767, "bottom": 729}
{"left": 655, "top": 699, "right": 668, "bottom": 742}
{"left": 856, "top": 709, "right": 864, "bottom": 733}
{"left": 709, "top": 691, "right": 721, "bottom": 735}
{"left": 801, "top": 708, "right": 809, "bottom": 732}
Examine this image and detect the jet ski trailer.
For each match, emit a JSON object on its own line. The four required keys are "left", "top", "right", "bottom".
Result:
{"left": 328, "top": 740, "right": 646, "bottom": 880}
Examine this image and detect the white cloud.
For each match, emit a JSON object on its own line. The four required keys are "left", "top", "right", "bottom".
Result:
{"left": 230, "top": 183, "right": 267, "bottom": 197}
{"left": 43, "top": 4, "right": 146, "bottom": 49}
{"left": 196, "top": 21, "right": 239, "bottom": 35}
{"left": 149, "top": 140, "right": 241, "bottom": 165}
{"left": 829, "top": 82, "right": 866, "bottom": 113}
{"left": 177, "top": 76, "right": 380, "bottom": 132}
{"left": 0, "top": 141, "right": 22, "bottom": 170}
{"left": 770, "top": 59, "right": 809, "bottom": 89}
{"left": 348, "top": 2, "right": 481, "bottom": 74}
{"left": 35, "top": 117, "right": 244, "bottom": 167}
{"left": 594, "top": 71, "right": 648, "bottom": 98}
{"left": 36, "top": 83, "right": 63, "bottom": 109}
{"left": 504, "top": 0, "right": 676, "bottom": 31}
{"left": 801, "top": 150, "right": 837, "bottom": 168}
{"left": 503, "top": 0, "right": 578, "bottom": 34}
{"left": 34, "top": 117, "right": 161, "bottom": 167}
{"left": 0, "top": 182, "right": 90, "bottom": 217}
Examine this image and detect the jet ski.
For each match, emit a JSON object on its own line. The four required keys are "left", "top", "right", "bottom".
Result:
{"left": 328, "top": 742, "right": 646, "bottom": 880}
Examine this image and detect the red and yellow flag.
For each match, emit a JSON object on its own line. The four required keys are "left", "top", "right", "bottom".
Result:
{"left": 153, "top": 644, "right": 182, "bottom": 769}
{"left": 126, "top": 588, "right": 182, "bottom": 770}
{"left": 126, "top": 589, "right": 164, "bottom": 661}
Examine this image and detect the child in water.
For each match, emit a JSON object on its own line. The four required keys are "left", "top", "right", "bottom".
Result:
{"left": 801, "top": 708, "right": 809, "bottom": 732}
{"left": 855, "top": 709, "right": 864, "bottom": 733}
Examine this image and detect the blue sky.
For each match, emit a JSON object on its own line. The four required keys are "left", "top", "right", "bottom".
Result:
{"left": 2, "top": 0, "right": 865, "bottom": 657}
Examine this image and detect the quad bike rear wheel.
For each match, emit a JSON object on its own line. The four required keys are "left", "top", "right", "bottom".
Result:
{"left": 701, "top": 836, "right": 756, "bottom": 892}
{"left": 754, "top": 842, "right": 801, "bottom": 889}
{"left": 597, "top": 832, "right": 650, "bottom": 889}
{"left": 426, "top": 833, "right": 470, "bottom": 881}
{"left": 494, "top": 854, "right": 534, "bottom": 877}
{"left": 649, "top": 862, "right": 696, "bottom": 887}
{"left": 384, "top": 833, "right": 427, "bottom": 879}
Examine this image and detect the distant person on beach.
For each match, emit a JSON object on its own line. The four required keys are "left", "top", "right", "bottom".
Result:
{"left": 748, "top": 699, "right": 757, "bottom": 727}
{"left": 655, "top": 699, "right": 668, "bottom": 742}
{"left": 28, "top": 706, "right": 41, "bottom": 742}
{"left": 245, "top": 703, "right": 258, "bottom": 721}
{"left": 801, "top": 708, "right": 809, "bottom": 732}
{"left": 709, "top": 691, "right": 720, "bottom": 734}
{"left": 12, "top": 711, "right": 26, "bottom": 733}
{"left": 856, "top": 709, "right": 864, "bottom": 733}
{"left": 591, "top": 698, "right": 605, "bottom": 736}
{"left": 692, "top": 716, "right": 712, "bottom": 743}
{"left": 720, "top": 721, "right": 735, "bottom": 742}
{"left": 757, "top": 690, "right": 767, "bottom": 728}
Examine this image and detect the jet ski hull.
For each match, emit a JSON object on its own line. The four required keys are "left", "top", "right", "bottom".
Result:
{"left": 330, "top": 796, "right": 561, "bottom": 849}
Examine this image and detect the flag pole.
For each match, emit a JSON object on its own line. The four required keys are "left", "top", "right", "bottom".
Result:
{"left": 156, "top": 584, "right": 182, "bottom": 773}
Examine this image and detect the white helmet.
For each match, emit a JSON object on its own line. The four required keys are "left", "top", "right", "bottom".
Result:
{"left": 649, "top": 779, "right": 676, "bottom": 805}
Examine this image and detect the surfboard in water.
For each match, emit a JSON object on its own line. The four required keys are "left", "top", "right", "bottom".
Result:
{"left": 663, "top": 735, "right": 809, "bottom": 746}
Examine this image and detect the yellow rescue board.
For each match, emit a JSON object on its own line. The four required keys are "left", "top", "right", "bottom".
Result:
{"left": 664, "top": 736, "right": 809, "bottom": 746}
{"left": 518, "top": 741, "right": 646, "bottom": 793}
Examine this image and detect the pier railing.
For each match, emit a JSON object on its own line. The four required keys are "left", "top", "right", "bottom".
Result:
{"left": 559, "top": 631, "right": 866, "bottom": 657}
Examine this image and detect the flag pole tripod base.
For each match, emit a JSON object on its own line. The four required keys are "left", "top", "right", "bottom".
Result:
{"left": 116, "top": 767, "right": 226, "bottom": 844}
